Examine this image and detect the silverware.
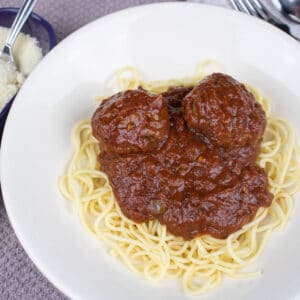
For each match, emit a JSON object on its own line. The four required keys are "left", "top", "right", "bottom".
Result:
{"left": 0, "top": 0, "right": 38, "bottom": 67}
{"left": 231, "top": 0, "right": 299, "bottom": 40}
{"left": 279, "top": 0, "right": 300, "bottom": 23}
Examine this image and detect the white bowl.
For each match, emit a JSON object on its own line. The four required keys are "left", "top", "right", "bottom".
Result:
{"left": 1, "top": 3, "right": 300, "bottom": 300}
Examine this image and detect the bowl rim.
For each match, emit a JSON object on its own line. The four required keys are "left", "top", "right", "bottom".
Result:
{"left": 0, "top": 7, "right": 57, "bottom": 121}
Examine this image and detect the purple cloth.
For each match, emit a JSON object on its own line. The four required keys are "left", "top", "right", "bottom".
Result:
{"left": 0, "top": 0, "right": 298, "bottom": 299}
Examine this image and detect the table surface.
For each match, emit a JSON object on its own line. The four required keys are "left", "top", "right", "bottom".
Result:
{"left": 0, "top": 0, "right": 297, "bottom": 299}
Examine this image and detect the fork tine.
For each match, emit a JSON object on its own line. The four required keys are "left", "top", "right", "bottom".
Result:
{"left": 230, "top": 0, "right": 240, "bottom": 11}
{"left": 231, "top": 0, "right": 255, "bottom": 16}
{"left": 234, "top": 0, "right": 289, "bottom": 33}
{"left": 230, "top": 0, "right": 250, "bottom": 14}
{"left": 249, "top": 0, "right": 269, "bottom": 19}
{"left": 242, "top": 0, "right": 259, "bottom": 16}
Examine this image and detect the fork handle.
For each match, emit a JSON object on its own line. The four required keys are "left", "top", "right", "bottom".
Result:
{"left": 5, "top": 0, "right": 38, "bottom": 48}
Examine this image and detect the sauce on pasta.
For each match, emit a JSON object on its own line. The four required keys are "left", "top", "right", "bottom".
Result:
{"left": 91, "top": 73, "right": 272, "bottom": 240}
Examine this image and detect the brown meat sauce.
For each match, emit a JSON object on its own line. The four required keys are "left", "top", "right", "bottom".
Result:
{"left": 92, "top": 73, "right": 272, "bottom": 240}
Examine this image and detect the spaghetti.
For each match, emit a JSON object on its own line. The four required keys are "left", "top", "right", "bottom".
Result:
{"left": 59, "top": 62, "right": 300, "bottom": 295}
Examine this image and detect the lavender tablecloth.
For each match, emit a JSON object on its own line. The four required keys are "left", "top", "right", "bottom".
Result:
{"left": 0, "top": 0, "right": 298, "bottom": 299}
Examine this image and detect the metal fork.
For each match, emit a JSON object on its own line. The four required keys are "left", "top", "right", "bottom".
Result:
{"left": 0, "top": 0, "right": 38, "bottom": 67}
{"left": 231, "top": 0, "right": 298, "bottom": 39}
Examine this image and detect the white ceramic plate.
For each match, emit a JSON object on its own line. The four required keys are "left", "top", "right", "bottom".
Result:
{"left": 1, "top": 3, "right": 300, "bottom": 300}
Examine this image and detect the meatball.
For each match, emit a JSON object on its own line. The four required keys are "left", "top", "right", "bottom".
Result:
{"left": 183, "top": 73, "right": 266, "bottom": 148}
{"left": 92, "top": 89, "right": 170, "bottom": 154}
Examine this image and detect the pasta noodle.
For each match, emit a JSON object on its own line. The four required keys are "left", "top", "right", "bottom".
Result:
{"left": 59, "top": 62, "right": 300, "bottom": 295}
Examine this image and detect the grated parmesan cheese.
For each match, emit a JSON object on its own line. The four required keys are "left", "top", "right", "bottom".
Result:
{"left": 0, "top": 27, "right": 43, "bottom": 109}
